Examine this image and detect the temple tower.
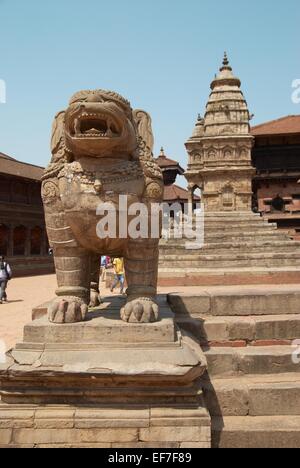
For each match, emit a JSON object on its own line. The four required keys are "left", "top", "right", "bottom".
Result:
{"left": 185, "top": 53, "right": 255, "bottom": 212}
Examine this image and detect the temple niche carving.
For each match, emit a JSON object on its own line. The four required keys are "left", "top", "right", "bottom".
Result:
{"left": 186, "top": 53, "right": 255, "bottom": 212}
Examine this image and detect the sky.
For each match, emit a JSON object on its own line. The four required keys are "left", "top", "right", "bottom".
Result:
{"left": 0, "top": 0, "right": 299, "bottom": 177}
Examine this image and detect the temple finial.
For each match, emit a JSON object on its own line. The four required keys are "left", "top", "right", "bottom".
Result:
{"left": 223, "top": 51, "right": 229, "bottom": 67}
{"left": 220, "top": 51, "right": 232, "bottom": 72}
{"left": 197, "top": 114, "right": 202, "bottom": 121}
{"left": 160, "top": 147, "right": 165, "bottom": 157}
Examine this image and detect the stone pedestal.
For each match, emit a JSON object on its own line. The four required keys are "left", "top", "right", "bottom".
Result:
{"left": 0, "top": 297, "right": 210, "bottom": 448}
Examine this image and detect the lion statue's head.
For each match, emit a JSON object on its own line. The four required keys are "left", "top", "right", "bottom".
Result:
{"left": 50, "top": 89, "right": 154, "bottom": 163}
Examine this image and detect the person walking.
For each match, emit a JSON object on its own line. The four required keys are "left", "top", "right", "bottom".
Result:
{"left": 110, "top": 257, "right": 125, "bottom": 295}
{"left": 0, "top": 256, "right": 12, "bottom": 304}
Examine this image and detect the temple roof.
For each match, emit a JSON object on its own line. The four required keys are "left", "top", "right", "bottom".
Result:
{"left": 251, "top": 115, "right": 300, "bottom": 136}
{"left": 200, "top": 53, "right": 251, "bottom": 138}
{"left": 164, "top": 184, "right": 190, "bottom": 202}
{"left": 210, "top": 52, "right": 241, "bottom": 90}
{"left": 155, "top": 147, "right": 185, "bottom": 174}
{"left": 164, "top": 184, "right": 200, "bottom": 202}
{"left": 0, "top": 152, "right": 16, "bottom": 161}
{"left": 0, "top": 153, "right": 44, "bottom": 181}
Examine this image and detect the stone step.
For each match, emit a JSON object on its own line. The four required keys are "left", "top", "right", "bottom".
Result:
{"left": 204, "top": 346, "right": 297, "bottom": 378}
{"left": 200, "top": 212, "right": 262, "bottom": 220}
{"left": 160, "top": 253, "right": 300, "bottom": 269}
{"left": 202, "top": 373, "right": 300, "bottom": 417}
{"left": 168, "top": 287, "right": 300, "bottom": 317}
{"left": 161, "top": 231, "right": 291, "bottom": 243}
{"left": 202, "top": 218, "right": 271, "bottom": 224}
{"left": 178, "top": 314, "right": 300, "bottom": 343}
{"left": 168, "top": 222, "right": 278, "bottom": 231}
{"left": 160, "top": 260, "right": 300, "bottom": 269}
{"left": 160, "top": 241, "right": 300, "bottom": 255}
{"left": 212, "top": 415, "right": 300, "bottom": 448}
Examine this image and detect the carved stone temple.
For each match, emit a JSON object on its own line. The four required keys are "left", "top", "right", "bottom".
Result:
{"left": 185, "top": 53, "right": 255, "bottom": 213}
{"left": 159, "top": 54, "right": 300, "bottom": 287}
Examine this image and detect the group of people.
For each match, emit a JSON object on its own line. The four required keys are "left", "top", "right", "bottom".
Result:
{"left": 101, "top": 256, "right": 125, "bottom": 295}
{"left": 0, "top": 254, "right": 123, "bottom": 306}
{"left": 0, "top": 256, "right": 12, "bottom": 305}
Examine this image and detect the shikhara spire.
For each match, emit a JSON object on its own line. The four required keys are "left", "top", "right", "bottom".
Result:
{"left": 185, "top": 54, "right": 255, "bottom": 212}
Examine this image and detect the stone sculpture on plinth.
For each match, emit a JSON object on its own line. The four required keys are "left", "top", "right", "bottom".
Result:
{"left": 42, "top": 89, "right": 163, "bottom": 324}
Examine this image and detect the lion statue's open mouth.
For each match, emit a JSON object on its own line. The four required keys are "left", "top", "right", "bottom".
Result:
{"left": 61, "top": 90, "right": 139, "bottom": 157}
{"left": 71, "top": 112, "right": 122, "bottom": 139}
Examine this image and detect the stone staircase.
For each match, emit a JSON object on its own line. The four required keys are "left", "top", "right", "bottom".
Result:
{"left": 168, "top": 286, "right": 300, "bottom": 448}
{"left": 159, "top": 212, "right": 300, "bottom": 285}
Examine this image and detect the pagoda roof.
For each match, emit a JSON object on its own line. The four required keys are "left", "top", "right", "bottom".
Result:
{"left": 164, "top": 184, "right": 200, "bottom": 202}
{"left": 155, "top": 148, "right": 185, "bottom": 174}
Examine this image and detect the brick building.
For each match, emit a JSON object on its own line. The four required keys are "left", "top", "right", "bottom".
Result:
{"left": 0, "top": 152, "right": 54, "bottom": 276}
{"left": 252, "top": 115, "right": 300, "bottom": 238}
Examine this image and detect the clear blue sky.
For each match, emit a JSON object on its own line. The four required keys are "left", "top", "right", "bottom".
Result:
{"left": 0, "top": 0, "right": 299, "bottom": 174}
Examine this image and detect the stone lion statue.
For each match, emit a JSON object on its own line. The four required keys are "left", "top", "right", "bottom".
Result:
{"left": 42, "top": 89, "right": 163, "bottom": 324}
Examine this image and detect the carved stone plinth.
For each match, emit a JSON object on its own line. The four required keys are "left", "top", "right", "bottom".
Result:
{"left": 0, "top": 297, "right": 211, "bottom": 448}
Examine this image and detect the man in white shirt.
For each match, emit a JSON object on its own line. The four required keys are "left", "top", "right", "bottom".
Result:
{"left": 0, "top": 256, "right": 12, "bottom": 304}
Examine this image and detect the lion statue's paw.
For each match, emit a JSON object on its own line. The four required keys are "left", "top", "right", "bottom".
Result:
{"left": 48, "top": 297, "right": 88, "bottom": 324}
{"left": 120, "top": 297, "right": 159, "bottom": 324}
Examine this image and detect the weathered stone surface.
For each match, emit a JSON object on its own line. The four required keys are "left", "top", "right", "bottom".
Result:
{"left": 178, "top": 314, "right": 300, "bottom": 344}
{"left": 205, "top": 346, "right": 297, "bottom": 377}
{"left": 12, "top": 428, "right": 139, "bottom": 445}
{"left": 139, "top": 426, "right": 210, "bottom": 443}
{"left": 249, "top": 382, "right": 300, "bottom": 416}
{"left": 24, "top": 309, "right": 176, "bottom": 344}
{"left": 169, "top": 286, "right": 300, "bottom": 317}
{"left": 0, "top": 429, "right": 12, "bottom": 444}
{"left": 111, "top": 443, "right": 180, "bottom": 448}
{"left": 75, "top": 407, "right": 150, "bottom": 429}
{"left": 0, "top": 403, "right": 210, "bottom": 447}
{"left": 180, "top": 442, "right": 210, "bottom": 448}
{"left": 212, "top": 416, "right": 300, "bottom": 449}
{"left": 203, "top": 378, "right": 249, "bottom": 417}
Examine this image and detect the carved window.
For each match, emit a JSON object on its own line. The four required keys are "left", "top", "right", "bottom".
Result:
{"left": 0, "top": 225, "right": 9, "bottom": 256}
{"left": 222, "top": 186, "right": 234, "bottom": 208}
{"left": 30, "top": 226, "right": 43, "bottom": 255}
{"left": 13, "top": 226, "right": 27, "bottom": 256}
{"left": 271, "top": 195, "right": 285, "bottom": 212}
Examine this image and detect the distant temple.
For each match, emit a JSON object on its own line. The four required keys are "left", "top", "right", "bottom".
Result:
{"left": 0, "top": 152, "right": 54, "bottom": 276}
{"left": 252, "top": 115, "right": 300, "bottom": 238}
{"left": 155, "top": 147, "right": 200, "bottom": 210}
